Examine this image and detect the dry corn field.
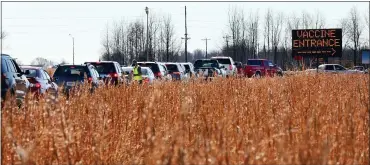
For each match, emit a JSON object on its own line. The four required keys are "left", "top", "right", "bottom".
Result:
{"left": 1, "top": 74, "right": 369, "bottom": 165}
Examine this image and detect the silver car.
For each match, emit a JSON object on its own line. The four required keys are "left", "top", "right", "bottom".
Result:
{"left": 121, "top": 66, "right": 156, "bottom": 84}
{"left": 318, "top": 64, "right": 362, "bottom": 74}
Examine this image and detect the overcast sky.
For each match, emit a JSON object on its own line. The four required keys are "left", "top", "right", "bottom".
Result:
{"left": 1, "top": 1, "right": 369, "bottom": 64}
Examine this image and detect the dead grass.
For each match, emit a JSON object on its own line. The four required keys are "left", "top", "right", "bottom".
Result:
{"left": 1, "top": 74, "right": 369, "bottom": 165}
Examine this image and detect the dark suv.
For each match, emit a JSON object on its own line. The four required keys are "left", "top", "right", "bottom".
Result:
{"left": 85, "top": 61, "right": 123, "bottom": 85}
{"left": 53, "top": 64, "right": 100, "bottom": 99}
{"left": 1, "top": 54, "right": 29, "bottom": 106}
{"left": 194, "top": 59, "right": 225, "bottom": 78}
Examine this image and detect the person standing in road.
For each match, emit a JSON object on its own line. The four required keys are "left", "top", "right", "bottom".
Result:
{"left": 132, "top": 60, "right": 143, "bottom": 84}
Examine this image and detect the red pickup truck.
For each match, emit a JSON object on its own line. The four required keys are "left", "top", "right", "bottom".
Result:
{"left": 244, "top": 59, "right": 283, "bottom": 78}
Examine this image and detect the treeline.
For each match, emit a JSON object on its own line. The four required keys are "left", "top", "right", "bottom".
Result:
{"left": 101, "top": 5, "right": 369, "bottom": 69}
{"left": 100, "top": 13, "right": 182, "bottom": 65}
{"left": 223, "top": 6, "right": 369, "bottom": 70}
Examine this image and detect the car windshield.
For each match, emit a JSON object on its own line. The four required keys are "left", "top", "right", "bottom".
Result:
{"left": 247, "top": 60, "right": 262, "bottom": 65}
{"left": 183, "top": 65, "right": 190, "bottom": 71}
{"left": 194, "top": 60, "right": 219, "bottom": 68}
{"left": 268, "top": 61, "right": 274, "bottom": 67}
{"left": 54, "top": 66, "right": 89, "bottom": 77}
{"left": 215, "top": 59, "right": 231, "bottom": 64}
{"left": 335, "top": 65, "right": 346, "bottom": 70}
{"left": 354, "top": 66, "right": 363, "bottom": 70}
{"left": 22, "top": 69, "right": 38, "bottom": 78}
{"left": 89, "top": 63, "right": 115, "bottom": 74}
{"left": 141, "top": 68, "right": 149, "bottom": 75}
{"left": 138, "top": 63, "right": 159, "bottom": 72}
{"left": 165, "top": 64, "right": 179, "bottom": 72}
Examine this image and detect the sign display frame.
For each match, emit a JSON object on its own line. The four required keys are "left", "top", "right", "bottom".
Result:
{"left": 292, "top": 28, "right": 342, "bottom": 58}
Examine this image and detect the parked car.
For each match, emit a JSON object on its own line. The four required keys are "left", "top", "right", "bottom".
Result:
{"left": 181, "top": 62, "right": 196, "bottom": 78}
{"left": 234, "top": 61, "right": 244, "bottom": 76}
{"left": 53, "top": 64, "right": 100, "bottom": 99}
{"left": 244, "top": 59, "right": 282, "bottom": 78}
{"left": 133, "top": 61, "right": 168, "bottom": 80}
{"left": 353, "top": 66, "right": 367, "bottom": 74}
{"left": 194, "top": 59, "right": 226, "bottom": 79}
{"left": 210, "top": 56, "right": 237, "bottom": 77}
{"left": 164, "top": 63, "right": 187, "bottom": 81}
{"left": 158, "top": 62, "right": 172, "bottom": 80}
{"left": 121, "top": 66, "right": 156, "bottom": 84}
{"left": 20, "top": 66, "right": 58, "bottom": 99}
{"left": 178, "top": 63, "right": 190, "bottom": 79}
{"left": 275, "top": 65, "right": 284, "bottom": 77}
{"left": 317, "top": 64, "right": 362, "bottom": 74}
{"left": 1, "top": 54, "right": 30, "bottom": 107}
{"left": 85, "top": 61, "right": 124, "bottom": 86}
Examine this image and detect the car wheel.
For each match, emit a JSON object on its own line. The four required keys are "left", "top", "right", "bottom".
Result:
{"left": 255, "top": 72, "right": 261, "bottom": 78}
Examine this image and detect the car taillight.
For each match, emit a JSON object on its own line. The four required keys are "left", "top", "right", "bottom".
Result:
{"left": 110, "top": 73, "right": 118, "bottom": 78}
{"left": 229, "top": 65, "right": 232, "bottom": 70}
{"left": 144, "top": 78, "right": 149, "bottom": 83}
{"left": 156, "top": 72, "right": 162, "bottom": 77}
{"left": 35, "top": 83, "right": 41, "bottom": 88}
{"left": 88, "top": 77, "right": 92, "bottom": 82}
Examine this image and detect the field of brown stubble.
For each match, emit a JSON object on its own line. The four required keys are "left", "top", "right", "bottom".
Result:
{"left": 1, "top": 74, "right": 369, "bottom": 165}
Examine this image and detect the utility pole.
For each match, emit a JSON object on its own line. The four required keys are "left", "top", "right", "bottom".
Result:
{"left": 69, "top": 34, "right": 75, "bottom": 65}
{"left": 145, "top": 6, "right": 149, "bottom": 61}
{"left": 181, "top": 6, "right": 190, "bottom": 62}
{"left": 223, "top": 35, "right": 230, "bottom": 57}
{"left": 202, "top": 38, "right": 211, "bottom": 58}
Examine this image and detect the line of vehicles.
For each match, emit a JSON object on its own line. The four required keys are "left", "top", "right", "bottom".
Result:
{"left": 1, "top": 53, "right": 367, "bottom": 107}
{"left": 305, "top": 64, "right": 368, "bottom": 74}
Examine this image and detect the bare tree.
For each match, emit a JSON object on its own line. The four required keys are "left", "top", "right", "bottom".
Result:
{"left": 271, "top": 12, "right": 284, "bottom": 64}
{"left": 344, "top": 6, "right": 363, "bottom": 66}
{"left": 31, "top": 57, "right": 55, "bottom": 68}
{"left": 248, "top": 10, "right": 259, "bottom": 59}
{"left": 1, "top": 31, "right": 7, "bottom": 40}
{"left": 111, "top": 20, "right": 123, "bottom": 63}
{"left": 162, "top": 14, "right": 175, "bottom": 62}
{"left": 364, "top": 8, "right": 369, "bottom": 48}
{"left": 15, "top": 59, "right": 23, "bottom": 66}
{"left": 314, "top": 10, "right": 326, "bottom": 29}
{"left": 285, "top": 13, "right": 302, "bottom": 69}
{"left": 301, "top": 11, "right": 313, "bottom": 29}
{"left": 228, "top": 6, "right": 242, "bottom": 61}
{"left": 101, "top": 23, "right": 111, "bottom": 61}
{"left": 148, "top": 13, "right": 160, "bottom": 61}
{"left": 192, "top": 49, "right": 204, "bottom": 61}
{"left": 264, "top": 8, "right": 272, "bottom": 59}
{"left": 60, "top": 59, "right": 68, "bottom": 65}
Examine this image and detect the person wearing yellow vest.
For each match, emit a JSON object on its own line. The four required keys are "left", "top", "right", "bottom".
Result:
{"left": 132, "top": 60, "right": 143, "bottom": 84}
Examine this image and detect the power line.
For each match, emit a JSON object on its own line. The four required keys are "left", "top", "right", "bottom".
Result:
{"left": 201, "top": 38, "right": 211, "bottom": 58}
